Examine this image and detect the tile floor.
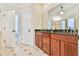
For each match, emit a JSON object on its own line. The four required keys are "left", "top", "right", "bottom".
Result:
{"left": 0, "top": 42, "right": 79, "bottom": 56}
{"left": 0, "top": 44, "right": 48, "bottom": 56}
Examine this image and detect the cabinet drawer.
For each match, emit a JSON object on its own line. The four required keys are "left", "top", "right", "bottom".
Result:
{"left": 51, "top": 34, "right": 66, "bottom": 40}
{"left": 36, "top": 32, "right": 42, "bottom": 35}
{"left": 43, "top": 33, "right": 50, "bottom": 37}
{"left": 65, "top": 35, "right": 78, "bottom": 40}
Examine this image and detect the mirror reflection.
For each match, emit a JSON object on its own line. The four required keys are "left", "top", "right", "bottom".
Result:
{"left": 47, "top": 3, "right": 78, "bottom": 34}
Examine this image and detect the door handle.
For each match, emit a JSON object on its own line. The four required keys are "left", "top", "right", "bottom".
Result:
{"left": 29, "top": 29, "right": 30, "bottom": 32}
{"left": 4, "top": 40, "right": 5, "bottom": 43}
{"left": 0, "top": 32, "right": 1, "bottom": 34}
{"left": 4, "top": 27, "right": 5, "bottom": 30}
{"left": 12, "top": 30, "right": 15, "bottom": 32}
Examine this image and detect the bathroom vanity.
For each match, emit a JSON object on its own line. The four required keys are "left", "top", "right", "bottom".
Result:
{"left": 35, "top": 29, "right": 78, "bottom": 56}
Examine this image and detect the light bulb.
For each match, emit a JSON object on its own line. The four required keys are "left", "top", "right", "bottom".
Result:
{"left": 60, "top": 11, "right": 64, "bottom": 14}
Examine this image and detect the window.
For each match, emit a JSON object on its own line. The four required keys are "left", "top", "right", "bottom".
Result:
{"left": 67, "top": 17, "right": 75, "bottom": 30}
{"left": 61, "top": 20, "right": 66, "bottom": 29}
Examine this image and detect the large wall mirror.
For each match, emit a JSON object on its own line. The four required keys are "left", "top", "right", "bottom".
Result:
{"left": 48, "top": 4, "right": 77, "bottom": 30}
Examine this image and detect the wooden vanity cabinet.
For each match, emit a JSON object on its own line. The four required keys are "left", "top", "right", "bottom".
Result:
{"left": 35, "top": 31, "right": 42, "bottom": 48}
{"left": 35, "top": 31, "right": 78, "bottom": 56}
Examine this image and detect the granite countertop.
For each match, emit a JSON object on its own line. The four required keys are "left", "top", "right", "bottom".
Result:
{"left": 35, "top": 29, "right": 78, "bottom": 36}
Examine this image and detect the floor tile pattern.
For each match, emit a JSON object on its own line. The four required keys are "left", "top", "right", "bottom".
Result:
{"left": 0, "top": 45, "right": 48, "bottom": 56}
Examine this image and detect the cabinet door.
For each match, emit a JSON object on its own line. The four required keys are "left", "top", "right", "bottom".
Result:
{"left": 35, "top": 33, "right": 42, "bottom": 48}
{"left": 38, "top": 35, "right": 42, "bottom": 48}
{"left": 61, "top": 41, "right": 78, "bottom": 56}
{"left": 35, "top": 34, "right": 39, "bottom": 46}
{"left": 51, "top": 39, "right": 60, "bottom": 56}
{"left": 43, "top": 36, "right": 51, "bottom": 55}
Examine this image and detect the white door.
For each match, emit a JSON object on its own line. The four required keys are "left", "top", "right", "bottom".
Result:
{"left": 21, "top": 14, "right": 34, "bottom": 46}
{"left": 2, "top": 11, "right": 16, "bottom": 48}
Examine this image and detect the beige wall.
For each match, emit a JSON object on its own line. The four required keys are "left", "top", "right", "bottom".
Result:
{"left": 31, "top": 4, "right": 42, "bottom": 29}
{"left": 42, "top": 12, "right": 48, "bottom": 29}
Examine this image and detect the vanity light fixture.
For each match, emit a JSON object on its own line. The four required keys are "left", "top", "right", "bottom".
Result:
{"left": 60, "top": 11, "right": 64, "bottom": 14}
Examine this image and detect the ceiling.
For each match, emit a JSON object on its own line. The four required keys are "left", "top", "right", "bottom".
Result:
{"left": 0, "top": 3, "right": 33, "bottom": 14}
{"left": 49, "top": 3, "right": 78, "bottom": 16}
{"left": 0, "top": 3, "right": 78, "bottom": 15}
{"left": 42, "top": 3, "right": 60, "bottom": 13}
